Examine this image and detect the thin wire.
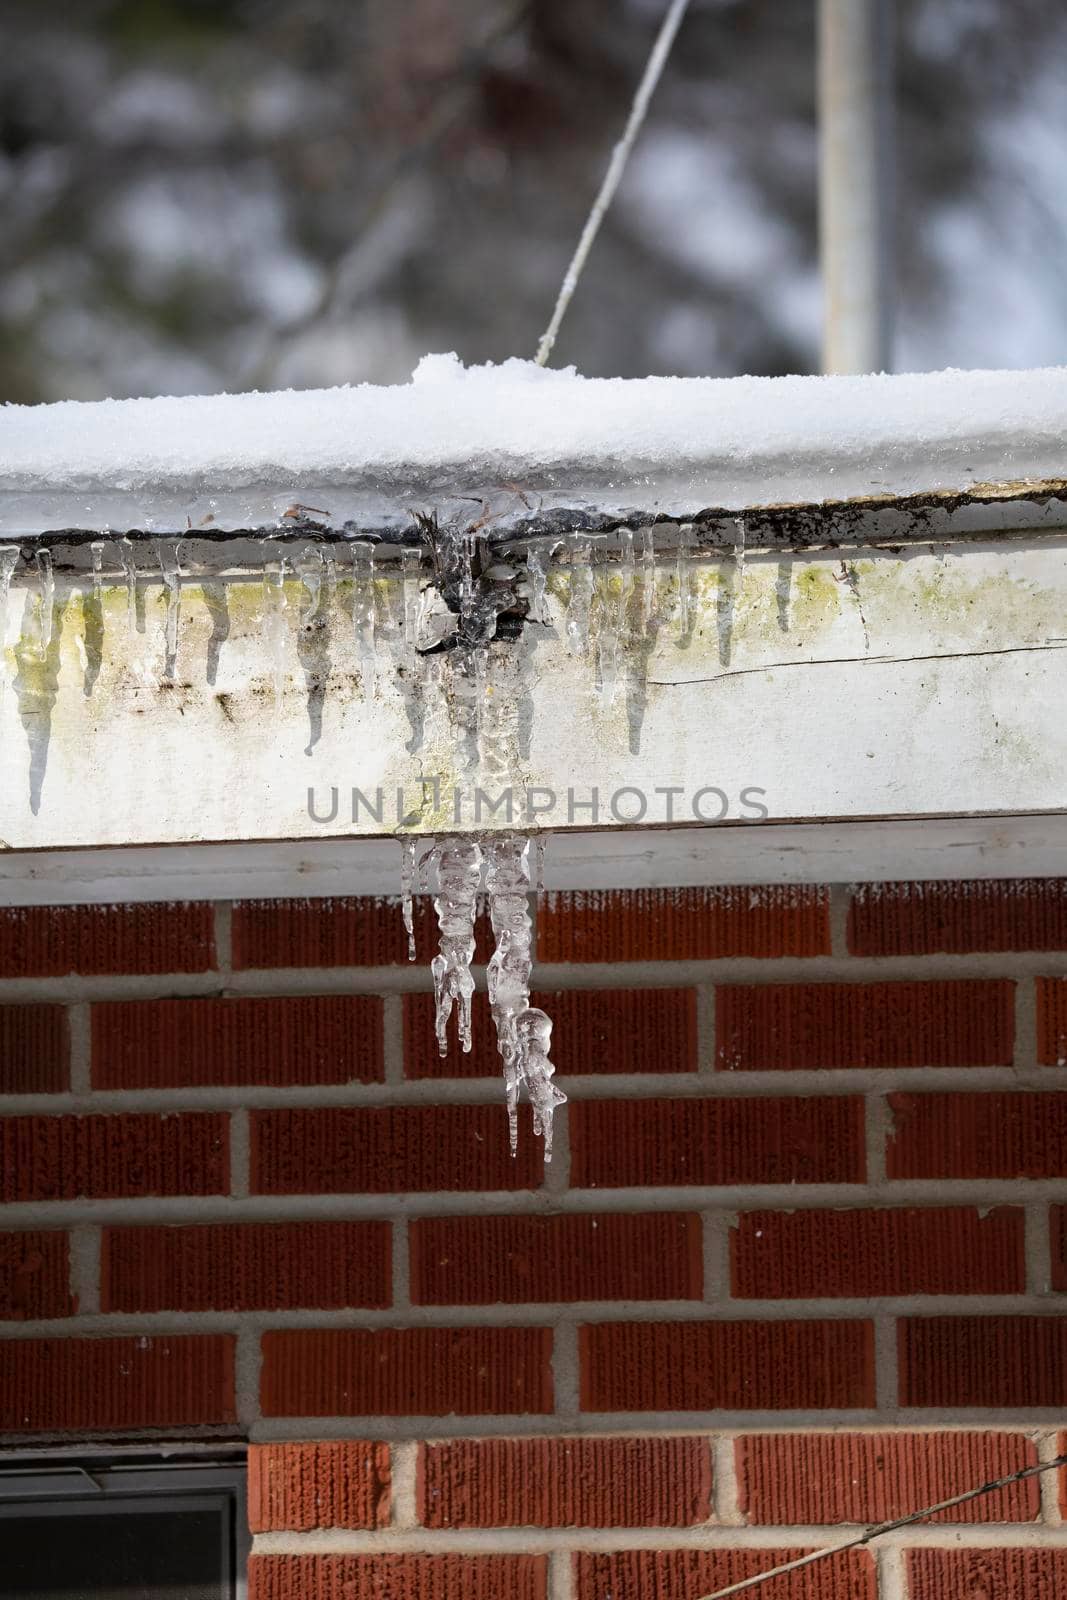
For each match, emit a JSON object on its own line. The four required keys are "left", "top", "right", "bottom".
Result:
{"left": 695, "top": 1452, "right": 1067, "bottom": 1600}
{"left": 533, "top": 0, "right": 693, "bottom": 367}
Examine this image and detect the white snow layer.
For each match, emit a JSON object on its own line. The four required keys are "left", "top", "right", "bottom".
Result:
{"left": 2, "top": 354, "right": 1067, "bottom": 511}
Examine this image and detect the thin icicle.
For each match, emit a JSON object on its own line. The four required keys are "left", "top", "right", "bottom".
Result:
{"left": 640, "top": 524, "right": 656, "bottom": 632}
{"left": 775, "top": 560, "right": 793, "bottom": 633}
{"left": 525, "top": 539, "right": 561, "bottom": 625}
{"left": 35, "top": 550, "right": 54, "bottom": 656}
{"left": 297, "top": 545, "right": 324, "bottom": 621}
{"left": 0, "top": 546, "right": 19, "bottom": 652}
{"left": 401, "top": 544, "right": 422, "bottom": 648}
{"left": 90, "top": 540, "right": 106, "bottom": 618}
{"left": 565, "top": 535, "right": 593, "bottom": 656}
{"left": 350, "top": 540, "right": 377, "bottom": 686}
{"left": 400, "top": 835, "right": 418, "bottom": 961}
{"left": 535, "top": 835, "right": 547, "bottom": 896}
{"left": 484, "top": 835, "right": 565, "bottom": 1160}
{"left": 117, "top": 538, "right": 138, "bottom": 634}
{"left": 430, "top": 838, "right": 483, "bottom": 1054}
{"left": 734, "top": 517, "right": 747, "bottom": 589}
{"left": 264, "top": 555, "right": 288, "bottom": 701}
{"left": 157, "top": 540, "right": 184, "bottom": 676}
{"left": 675, "top": 524, "right": 693, "bottom": 637}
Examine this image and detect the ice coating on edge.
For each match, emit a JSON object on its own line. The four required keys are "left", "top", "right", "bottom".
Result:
{"left": 430, "top": 838, "right": 482, "bottom": 1055}
{"left": 400, "top": 835, "right": 417, "bottom": 962}
{"left": 484, "top": 835, "right": 565, "bottom": 1161}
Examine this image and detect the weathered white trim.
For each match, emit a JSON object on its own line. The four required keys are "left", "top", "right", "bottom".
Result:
{"left": 2, "top": 813, "right": 1067, "bottom": 906}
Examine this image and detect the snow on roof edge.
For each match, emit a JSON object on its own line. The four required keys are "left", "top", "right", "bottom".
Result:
{"left": 2, "top": 354, "right": 1066, "bottom": 509}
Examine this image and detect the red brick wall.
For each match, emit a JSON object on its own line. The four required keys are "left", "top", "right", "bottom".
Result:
{"left": 2, "top": 879, "right": 1067, "bottom": 1599}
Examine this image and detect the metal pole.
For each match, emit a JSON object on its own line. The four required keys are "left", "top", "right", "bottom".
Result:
{"left": 818, "top": 0, "right": 894, "bottom": 373}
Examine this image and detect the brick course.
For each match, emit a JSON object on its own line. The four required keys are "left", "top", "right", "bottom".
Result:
{"left": 537, "top": 885, "right": 831, "bottom": 962}
{"left": 0, "top": 1111, "right": 229, "bottom": 1201}
{"left": 0, "top": 1005, "right": 69, "bottom": 1094}
{"left": 247, "top": 1441, "right": 390, "bottom": 1531}
{"left": 0, "top": 1334, "right": 234, "bottom": 1431}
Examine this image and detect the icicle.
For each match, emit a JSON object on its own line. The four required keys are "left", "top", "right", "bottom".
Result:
{"left": 485, "top": 835, "right": 565, "bottom": 1160}
{"left": 430, "top": 838, "right": 483, "bottom": 1054}
{"left": 90, "top": 541, "right": 106, "bottom": 611}
{"left": 402, "top": 544, "right": 422, "bottom": 649}
{"left": 0, "top": 546, "right": 19, "bottom": 652}
{"left": 565, "top": 535, "right": 593, "bottom": 656}
{"left": 775, "top": 560, "right": 792, "bottom": 633}
{"left": 535, "top": 835, "right": 547, "bottom": 896}
{"left": 297, "top": 545, "right": 324, "bottom": 621}
{"left": 734, "top": 517, "right": 747, "bottom": 588}
{"left": 117, "top": 538, "right": 138, "bottom": 634}
{"left": 35, "top": 550, "right": 54, "bottom": 656}
{"left": 675, "top": 524, "right": 693, "bottom": 637}
{"left": 400, "top": 835, "right": 417, "bottom": 962}
{"left": 264, "top": 555, "right": 288, "bottom": 700}
{"left": 157, "top": 540, "right": 183, "bottom": 676}
{"left": 350, "top": 540, "right": 377, "bottom": 686}
{"left": 525, "top": 539, "right": 561, "bottom": 625}
{"left": 640, "top": 525, "right": 656, "bottom": 632}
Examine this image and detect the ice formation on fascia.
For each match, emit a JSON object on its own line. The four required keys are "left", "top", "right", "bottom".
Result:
{"left": 419, "top": 831, "right": 565, "bottom": 1161}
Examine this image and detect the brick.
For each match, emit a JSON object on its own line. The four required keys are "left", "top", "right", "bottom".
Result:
{"left": 418, "top": 1436, "right": 712, "bottom": 1527}
{"left": 1036, "top": 976, "right": 1067, "bottom": 1065}
{"left": 0, "top": 1334, "right": 234, "bottom": 1431}
{"left": 251, "top": 1104, "right": 540, "bottom": 1195}
{"left": 716, "top": 980, "right": 1014, "bottom": 1071}
{"left": 410, "top": 1213, "right": 702, "bottom": 1305}
{"left": 737, "top": 1431, "right": 1039, "bottom": 1524}
{"left": 0, "top": 902, "right": 214, "bottom": 977}
{"left": 900, "top": 1316, "right": 1067, "bottom": 1407}
{"left": 91, "top": 995, "right": 383, "bottom": 1089}
{"left": 0, "top": 1231, "right": 70, "bottom": 1320}
{"left": 848, "top": 878, "right": 1067, "bottom": 955}
{"left": 1050, "top": 1208, "right": 1067, "bottom": 1291}
{"left": 0, "top": 1006, "right": 69, "bottom": 1094}
{"left": 231, "top": 894, "right": 492, "bottom": 970}
{"left": 404, "top": 987, "right": 697, "bottom": 1078}
{"left": 248, "top": 1442, "right": 390, "bottom": 1532}
{"left": 907, "top": 1550, "right": 1067, "bottom": 1598}
{"left": 261, "top": 1327, "right": 553, "bottom": 1417}
{"left": 1060, "top": 1432, "right": 1067, "bottom": 1518}
{"left": 571, "top": 1096, "right": 865, "bottom": 1188}
{"left": 537, "top": 885, "right": 830, "bottom": 963}
{"left": 248, "top": 1554, "right": 546, "bottom": 1600}
{"left": 731, "top": 1207, "right": 1025, "bottom": 1299}
{"left": 580, "top": 1320, "right": 874, "bottom": 1411}
{"left": 575, "top": 1549, "right": 874, "bottom": 1600}
{"left": 0, "top": 1112, "right": 228, "bottom": 1202}
{"left": 886, "top": 1092, "right": 1067, "bottom": 1179}
{"left": 101, "top": 1221, "right": 390, "bottom": 1312}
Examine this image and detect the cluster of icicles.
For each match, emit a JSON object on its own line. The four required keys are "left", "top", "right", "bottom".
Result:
{"left": 403, "top": 832, "right": 564, "bottom": 1160}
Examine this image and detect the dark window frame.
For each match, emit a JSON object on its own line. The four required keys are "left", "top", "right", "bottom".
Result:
{"left": 0, "top": 1458, "right": 248, "bottom": 1599}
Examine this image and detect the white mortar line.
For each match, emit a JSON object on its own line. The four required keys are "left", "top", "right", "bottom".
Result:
{"left": 1026, "top": 1205, "right": 1052, "bottom": 1298}
{"left": 67, "top": 1003, "right": 91, "bottom": 1096}
{"left": 877, "top": 1544, "right": 907, "bottom": 1600}
{"left": 229, "top": 1107, "right": 250, "bottom": 1199}
{"left": 389, "top": 1440, "right": 419, "bottom": 1529}
{"left": 866, "top": 1091, "right": 890, "bottom": 1184}
{"left": 235, "top": 1324, "right": 261, "bottom": 1433}
{"left": 243, "top": 1524, "right": 1067, "bottom": 1554}
{"left": 392, "top": 1220, "right": 410, "bottom": 1314}
{"left": 68, "top": 1224, "right": 100, "bottom": 1316}
{"left": 874, "top": 1313, "right": 898, "bottom": 1419}
{"left": 0, "top": 1063, "right": 1042, "bottom": 1116}
{"left": 381, "top": 994, "right": 405, "bottom": 1087}
{"left": 712, "top": 1434, "right": 742, "bottom": 1526}
{"left": 6, "top": 1293, "right": 1067, "bottom": 1339}
{"left": 214, "top": 901, "right": 233, "bottom": 976}
{"left": 829, "top": 884, "right": 851, "bottom": 957}
{"left": 552, "top": 1324, "right": 580, "bottom": 1424}
{"left": 5, "top": 949, "right": 1067, "bottom": 1005}
{"left": 1037, "top": 1429, "right": 1064, "bottom": 1527}
{"left": 246, "top": 1407, "right": 1067, "bottom": 1440}
{"left": 702, "top": 1211, "right": 733, "bottom": 1304}
{"left": 548, "top": 1549, "right": 574, "bottom": 1600}
{"left": 4, "top": 1179, "right": 1067, "bottom": 1229}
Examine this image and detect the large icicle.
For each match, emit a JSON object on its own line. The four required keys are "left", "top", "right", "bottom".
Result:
{"left": 484, "top": 835, "right": 565, "bottom": 1160}
{"left": 34, "top": 550, "right": 54, "bottom": 656}
{"left": 430, "top": 838, "right": 483, "bottom": 1054}
{"left": 264, "top": 556, "right": 289, "bottom": 701}
{"left": 157, "top": 540, "right": 183, "bottom": 676}
{"left": 400, "top": 835, "right": 417, "bottom": 961}
{"left": 564, "top": 535, "right": 593, "bottom": 656}
{"left": 350, "top": 540, "right": 377, "bottom": 688}
{"left": 117, "top": 538, "right": 138, "bottom": 635}
{"left": 0, "top": 546, "right": 18, "bottom": 653}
